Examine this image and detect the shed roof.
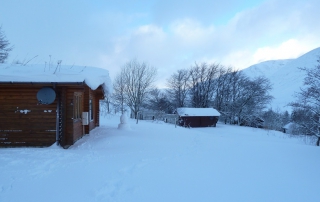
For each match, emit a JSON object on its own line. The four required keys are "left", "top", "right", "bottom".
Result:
{"left": 0, "top": 64, "right": 112, "bottom": 94}
{"left": 283, "top": 122, "right": 295, "bottom": 129}
{"left": 177, "top": 108, "right": 220, "bottom": 117}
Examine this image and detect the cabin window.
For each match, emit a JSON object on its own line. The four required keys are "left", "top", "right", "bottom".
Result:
{"left": 89, "top": 99, "right": 94, "bottom": 121}
{"left": 73, "top": 93, "right": 83, "bottom": 120}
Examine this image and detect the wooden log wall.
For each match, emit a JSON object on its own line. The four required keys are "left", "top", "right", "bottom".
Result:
{"left": 83, "top": 86, "right": 103, "bottom": 134}
{"left": 57, "top": 87, "right": 67, "bottom": 147}
{"left": 94, "top": 90, "right": 103, "bottom": 127}
{"left": 0, "top": 84, "right": 56, "bottom": 147}
{"left": 64, "top": 86, "right": 84, "bottom": 147}
{"left": 0, "top": 83, "right": 104, "bottom": 148}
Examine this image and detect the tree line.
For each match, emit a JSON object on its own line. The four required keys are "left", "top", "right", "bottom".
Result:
{"left": 166, "top": 63, "right": 273, "bottom": 126}
{"left": 110, "top": 57, "right": 320, "bottom": 146}
{"left": 111, "top": 60, "right": 273, "bottom": 127}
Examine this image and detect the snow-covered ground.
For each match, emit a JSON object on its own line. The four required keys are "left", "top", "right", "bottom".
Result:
{"left": 0, "top": 114, "right": 319, "bottom": 202}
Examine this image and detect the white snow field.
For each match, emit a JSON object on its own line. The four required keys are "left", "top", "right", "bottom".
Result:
{"left": 0, "top": 114, "right": 319, "bottom": 202}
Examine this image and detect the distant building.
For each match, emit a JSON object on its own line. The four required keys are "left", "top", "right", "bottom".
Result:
{"left": 176, "top": 108, "right": 220, "bottom": 127}
{"left": 282, "top": 122, "right": 295, "bottom": 134}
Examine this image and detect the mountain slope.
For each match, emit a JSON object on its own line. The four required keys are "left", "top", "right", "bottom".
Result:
{"left": 242, "top": 47, "right": 320, "bottom": 111}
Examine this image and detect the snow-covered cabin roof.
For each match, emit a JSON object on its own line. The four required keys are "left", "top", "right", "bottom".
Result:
{"left": 282, "top": 122, "right": 295, "bottom": 129}
{"left": 177, "top": 108, "right": 220, "bottom": 117}
{"left": 0, "top": 63, "right": 112, "bottom": 94}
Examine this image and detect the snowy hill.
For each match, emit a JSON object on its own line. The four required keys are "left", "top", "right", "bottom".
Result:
{"left": 0, "top": 114, "right": 319, "bottom": 202}
{"left": 242, "top": 47, "right": 320, "bottom": 111}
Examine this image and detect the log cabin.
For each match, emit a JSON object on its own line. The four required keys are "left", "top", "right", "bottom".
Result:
{"left": 0, "top": 64, "right": 112, "bottom": 148}
{"left": 177, "top": 107, "right": 220, "bottom": 128}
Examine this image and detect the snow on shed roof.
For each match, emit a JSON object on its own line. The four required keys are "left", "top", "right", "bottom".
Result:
{"left": 0, "top": 63, "right": 112, "bottom": 94}
{"left": 177, "top": 108, "right": 220, "bottom": 117}
{"left": 283, "top": 122, "right": 295, "bottom": 129}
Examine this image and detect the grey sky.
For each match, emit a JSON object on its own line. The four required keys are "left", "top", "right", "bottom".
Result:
{"left": 1, "top": 0, "right": 319, "bottom": 87}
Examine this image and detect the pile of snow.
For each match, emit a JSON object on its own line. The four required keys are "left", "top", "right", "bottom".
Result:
{"left": 118, "top": 112, "right": 131, "bottom": 130}
{"left": 242, "top": 47, "right": 320, "bottom": 111}
{"left": 0, "top": 114, "right": 319, "bottom": 202}
{"left": 0, "top": 63, "right": 112, "bottom": 94}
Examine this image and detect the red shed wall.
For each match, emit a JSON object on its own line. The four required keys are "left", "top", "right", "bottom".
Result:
{"left": 180, "top": 116, "right": 219, "bottom": 127}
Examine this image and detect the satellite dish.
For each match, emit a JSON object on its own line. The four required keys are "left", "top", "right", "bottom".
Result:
{"left": 37, "top": 87, "right": 56, "bottom": 104}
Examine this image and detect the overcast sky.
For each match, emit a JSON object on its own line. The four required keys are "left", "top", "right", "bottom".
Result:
{"left": 1, "top": 0, "right": 320, "bottom": 87}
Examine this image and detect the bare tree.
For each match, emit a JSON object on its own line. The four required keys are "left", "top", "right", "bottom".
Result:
{"left": 216, "top": 71, "right": 273, "bottom": 126}
{"left": 189, "top": 63, "right": 219, "bottom": 108}
{"left": 231, "top": 76, "right": 273, "bottom": 126}
{"left": 290, "top": 57, "right": 320, "bottom": 146}
{"left": 103, "top": 93, "right": 112, "bottom": 114}
{"left": 146, "top": 88, "right": 173, "bottom": 114}
{"left": 113, "top": 72, "right": 126, "bottom": 114}
{"left": 120, "top": 59, "right": 157, "bottom": 119}
{"left": 0, "top": 26, "right": 12, "bottom": 63}
{"left": 212, "top": 69, "right": 244, "bottom": 123}
{"left": 212, "top": 66, "right": 234, "bottom": 111}
{"left": 261, "top": 108, "right": 289, "bottom": 131}
{"left": 166, "top": 69, "right": 190, "bottom": 108}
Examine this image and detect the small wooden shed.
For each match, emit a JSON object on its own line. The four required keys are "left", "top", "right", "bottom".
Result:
{"left": 177, "top": 107, "right": 220, "bottom": 127}
{"left": 282, "top": 122, "right": 295, "bottom": 134}
{"left": 0, "top": 64, "right": 111, "bottom": 148}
